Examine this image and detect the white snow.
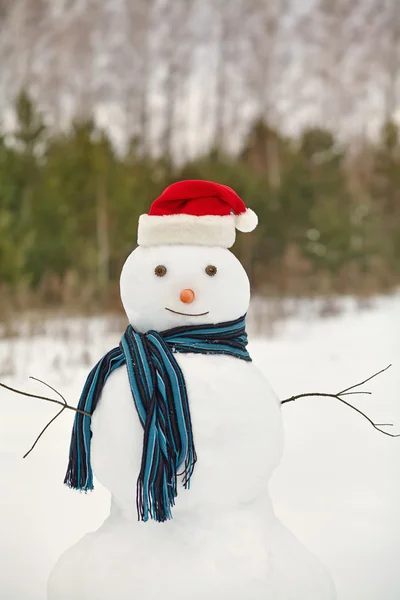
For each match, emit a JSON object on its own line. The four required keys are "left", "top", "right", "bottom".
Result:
{"left": 0, "top": 293, "right": 399, "bottom": 599}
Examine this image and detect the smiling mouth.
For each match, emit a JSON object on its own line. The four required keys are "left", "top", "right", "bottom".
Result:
{"left": 165, "top": 307, "right": 210, "bottom": 317}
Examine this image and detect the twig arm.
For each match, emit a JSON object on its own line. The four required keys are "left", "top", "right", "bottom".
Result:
{"left": 337, "top": 364, "right": 392, "bottom": 395}
{"left": 29, "top": 376, "right": 67, "bottom": 405}
{"left": 1, "top": 365, "right": 397, "bottom": 459}
{"left": 0, "top": 382, "right": 91, "bottom": 417}
{"left": 280, "top": 365, "right": 399, "bottom": 438}
{"left": 23, "top": 405, "right": 68, "bottom": 458}
{"left": 282, "top": 392, "right": 341, "bottom": 405}
{"left": 0, "top": 379, "right": 92, "bottom": 458}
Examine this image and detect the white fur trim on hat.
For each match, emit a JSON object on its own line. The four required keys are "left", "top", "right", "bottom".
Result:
{"left": 138, "top": 214, "right": 236, "bottom": 248}
{"left": 235, "top": 208, "right": 258, "bottom": 232}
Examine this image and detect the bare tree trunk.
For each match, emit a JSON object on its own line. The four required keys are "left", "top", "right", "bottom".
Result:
{"left": 158, "top": 0, "right": 194, "bottom": 161}
{"left": 299, "top": 0, "right": 364, "bottom": 133}
{"left": 240, "top": 0, "right": 292, "bottom": 185}
{"left": 212, "top": 0, "right": 243, "bottom": 155}
{"left": 162, "top": 62, "right": 178, "bottom": 161}
{"left": 96, "top": 179, "right": 110, "bottom": 294}
{"left": 214, "top": 13, "right": 228, "bottom": 154}
{"left": 383, "top": 1, "right": 400, "bottom": 122}
{"left": 136, "top": 0, "right": 154, "bottom": 155}
{"left": 138, "top": 64, "right": 150, "bottom": 155}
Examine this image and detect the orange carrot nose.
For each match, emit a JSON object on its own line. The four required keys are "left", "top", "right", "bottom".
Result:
{"left": 180, "top": 289, "right": 195, "bottom": 304}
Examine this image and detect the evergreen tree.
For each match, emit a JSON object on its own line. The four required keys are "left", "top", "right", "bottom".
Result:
{"left": 369, "top": 121, "right": 400, "bottom": 271}
{"left": 0, "top": 91, "right": 399, "bottom": 305}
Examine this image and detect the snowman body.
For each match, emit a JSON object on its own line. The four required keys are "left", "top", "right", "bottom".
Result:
{"left": 48, "top": 241, "right": 335, "bottom": 599}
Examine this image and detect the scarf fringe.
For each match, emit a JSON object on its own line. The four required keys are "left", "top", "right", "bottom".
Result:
{"left": 64, "top": 316, "right": 250, "bottom": 522}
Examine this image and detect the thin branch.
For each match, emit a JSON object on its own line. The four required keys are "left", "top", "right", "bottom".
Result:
{"left": 281, "top": 365, "right": 399, "bottom": 438}
{"left": 330, "top": 394, "right": 398, "bottom": 438}
{"left": 282, "top": 392, "right": 343, "bottom": 403}
{"left": 1, "top": 364, "right": 398, "bottom": 461}
{"left": 0, "top": 382, "right": 91, "bottom": 416}
{"left": 0, "top": 378, "right": 92, "bottom": 459}
{"left": 29, "top": 376, "right": 67, "bottom": 405}
{"left": 340, "top": 391, "right": 372, "bottom": 396}
{"left": 338, "top": 364, "right": 392, "bottom": 395}
{"left": 23, "top": 405, "right": 67, "bottom": 458}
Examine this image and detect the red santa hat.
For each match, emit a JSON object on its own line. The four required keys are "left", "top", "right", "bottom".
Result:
{"left": 137, "top": 180, "right": 258, "bottom": 248}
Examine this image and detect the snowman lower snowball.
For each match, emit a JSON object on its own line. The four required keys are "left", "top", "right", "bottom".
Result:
{"left": 48, "top": 180, "right": 335, "bottom": 600}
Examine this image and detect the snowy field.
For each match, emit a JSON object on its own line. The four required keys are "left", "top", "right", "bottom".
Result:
{"left": 0, "top": 294, "right": 399, "bottom": 600}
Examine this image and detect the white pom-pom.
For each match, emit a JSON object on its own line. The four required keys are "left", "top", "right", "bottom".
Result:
{"left": 235, "top": 208, "right": 258, "bottom": 232}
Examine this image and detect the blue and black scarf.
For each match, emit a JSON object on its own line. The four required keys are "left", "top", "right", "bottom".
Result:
{"left": 64, "top": 315, "right": 251, "bottom": 522}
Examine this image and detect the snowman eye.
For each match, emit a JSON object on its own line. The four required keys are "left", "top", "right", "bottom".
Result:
{"left": 155, "top": 265, "right": 167, "bottom": 277}
{"left": 205, "top": 265, "right": 217, "bottom": 276}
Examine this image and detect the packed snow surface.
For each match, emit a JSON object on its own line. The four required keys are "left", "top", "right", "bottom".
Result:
{"left": 0, "top": 293, "right": 399, "bottom": 599}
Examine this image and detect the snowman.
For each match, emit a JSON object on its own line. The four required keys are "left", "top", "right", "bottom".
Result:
{"left": 48, "top": 180, "right": 335, "bottom": 600}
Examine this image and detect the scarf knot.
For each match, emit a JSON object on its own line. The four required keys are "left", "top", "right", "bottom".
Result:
{"left": 64, "top": 315, "right": 251, "bottom": 522}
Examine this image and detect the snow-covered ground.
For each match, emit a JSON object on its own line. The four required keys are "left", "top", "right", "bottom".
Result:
{"left": 0, "top": 295, "right": 399, "bottom": 600}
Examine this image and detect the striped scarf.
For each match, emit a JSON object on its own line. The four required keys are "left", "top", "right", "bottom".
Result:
{"left": 64, "top": 315, "right": 251, "bottom": 522}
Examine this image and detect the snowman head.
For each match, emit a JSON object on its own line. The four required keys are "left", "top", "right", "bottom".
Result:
{"left": 120, "top": 180, "right": 258, "bottom": 332}
{"left": 121, "top": 245, "right": 250, "bottom": 332}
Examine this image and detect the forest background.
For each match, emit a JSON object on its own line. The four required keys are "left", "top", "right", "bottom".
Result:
{"left": 0, "top": 0, "right": 399, "bottom": 320}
